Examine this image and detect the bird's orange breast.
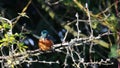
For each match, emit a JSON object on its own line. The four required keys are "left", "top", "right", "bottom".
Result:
{"left": 38, "top": 39, "right": 53, "bottom": 51}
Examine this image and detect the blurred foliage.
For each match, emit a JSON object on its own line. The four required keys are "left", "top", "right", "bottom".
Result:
{"left": 0, "top": 18, "right": 27, "bottom": 52}
{"left": 109, "top": 45, "right": 117, "bottom": 58}
{"left": 0, "top": 17, "right": 28, "bottom": 67}
{"left": 0, "top": 0, "right": 119, "bottom": 68}
{"left": 106, "top": 14, "right": 117, "bottom": 32}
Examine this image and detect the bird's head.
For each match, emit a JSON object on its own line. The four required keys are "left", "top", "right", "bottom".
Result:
{"left": 41, "top": 30, "right": 49, "bottom": 38}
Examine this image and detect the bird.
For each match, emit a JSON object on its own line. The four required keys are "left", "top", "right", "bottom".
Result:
{"left": 38, "top": 30, "right": 54, "bottom": 51}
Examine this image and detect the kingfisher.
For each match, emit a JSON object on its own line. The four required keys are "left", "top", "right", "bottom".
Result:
{"left": 38, "top": 30, "right": 54, "bottom": 51}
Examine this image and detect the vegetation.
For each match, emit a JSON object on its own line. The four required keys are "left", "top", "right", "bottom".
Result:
{"left": 0, "top": 0, "right": 119, "bottom": 68}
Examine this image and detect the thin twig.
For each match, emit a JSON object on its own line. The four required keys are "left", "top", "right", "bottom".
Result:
{"left": 12, "top": 0, "right": 32, "bottom": 27}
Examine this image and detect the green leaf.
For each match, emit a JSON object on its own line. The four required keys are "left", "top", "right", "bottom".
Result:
{"left": 0, "top": 25, "right": 2, "bottom": 29}
{"left": 3, "top": 23, "right": 11, "bottom": 29}
{"left": 91, "top": 21, "right": 98, "bottom": 29}
{"left": 93, "top": 39, "right": 109, "bottom": 48}
{"left": 109, "top": 45, "right": 117, "bottom": 58}
{"left": 17, "top": 42, "right": 27, "bottom": 52}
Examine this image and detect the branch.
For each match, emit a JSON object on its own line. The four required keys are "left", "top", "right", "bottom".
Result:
{"left": 38, "top": 0, "right": 110, "bottom": 48}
